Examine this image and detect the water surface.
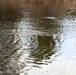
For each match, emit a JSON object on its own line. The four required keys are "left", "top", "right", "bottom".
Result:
{"left": 0, "top": 0, "right": 76, "bottom": 75}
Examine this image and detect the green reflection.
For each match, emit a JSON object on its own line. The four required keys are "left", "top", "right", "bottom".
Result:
{"left": 29, "top": 35, "right": 56, "bottom": 63}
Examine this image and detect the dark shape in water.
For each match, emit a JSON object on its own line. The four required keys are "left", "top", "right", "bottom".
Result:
{"left": 29, "top": 35, "right": 56, "bottom": 64}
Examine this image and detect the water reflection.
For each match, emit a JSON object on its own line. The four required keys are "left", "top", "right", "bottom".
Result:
{"left": 29, "top": 35, "right": 56, "bottom": 63}
{"left": 0, "top": 23, "right": 20, "bottom": 75}
{"left": 0, "top": 0, "right": 76, "bottom": 75}
{"left": 14, "top": 13, "right": 60, "bottom": 63}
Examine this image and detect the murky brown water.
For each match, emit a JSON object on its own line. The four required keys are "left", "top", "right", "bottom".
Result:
{"left": 0, "top": 0, "right": 76, "bottom": 75}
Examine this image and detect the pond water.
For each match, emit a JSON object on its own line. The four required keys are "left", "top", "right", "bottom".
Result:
{"left": 0, "top": 0, "right": 76, "bottom": 75}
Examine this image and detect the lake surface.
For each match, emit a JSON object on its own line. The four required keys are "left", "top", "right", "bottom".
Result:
{"left": 0, "top": 0, "right": 76, "bottom": 75}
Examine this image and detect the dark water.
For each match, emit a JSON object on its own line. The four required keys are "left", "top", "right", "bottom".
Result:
{"left": 0, "top": 0, "right": 76, "bottom": 75}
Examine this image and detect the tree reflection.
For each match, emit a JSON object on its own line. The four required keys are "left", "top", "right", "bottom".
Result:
{"left": 29, "top": 35, "right": 56, "bottom": 63}
{"left": 0, "top": 29, "right": 20, "bottom": 75}
{"left": 0, "top": 0, "right": 22, "bottom": 21}
{"left": 0, "top": 0, "right": 76, "bottom": 21}
{"left": 0, "top": 0, "right": 76, "bottom": 74}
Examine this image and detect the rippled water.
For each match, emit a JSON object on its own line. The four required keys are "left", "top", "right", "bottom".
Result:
{"left": 0, "top": 0, "right": 76, "bottom": 75}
